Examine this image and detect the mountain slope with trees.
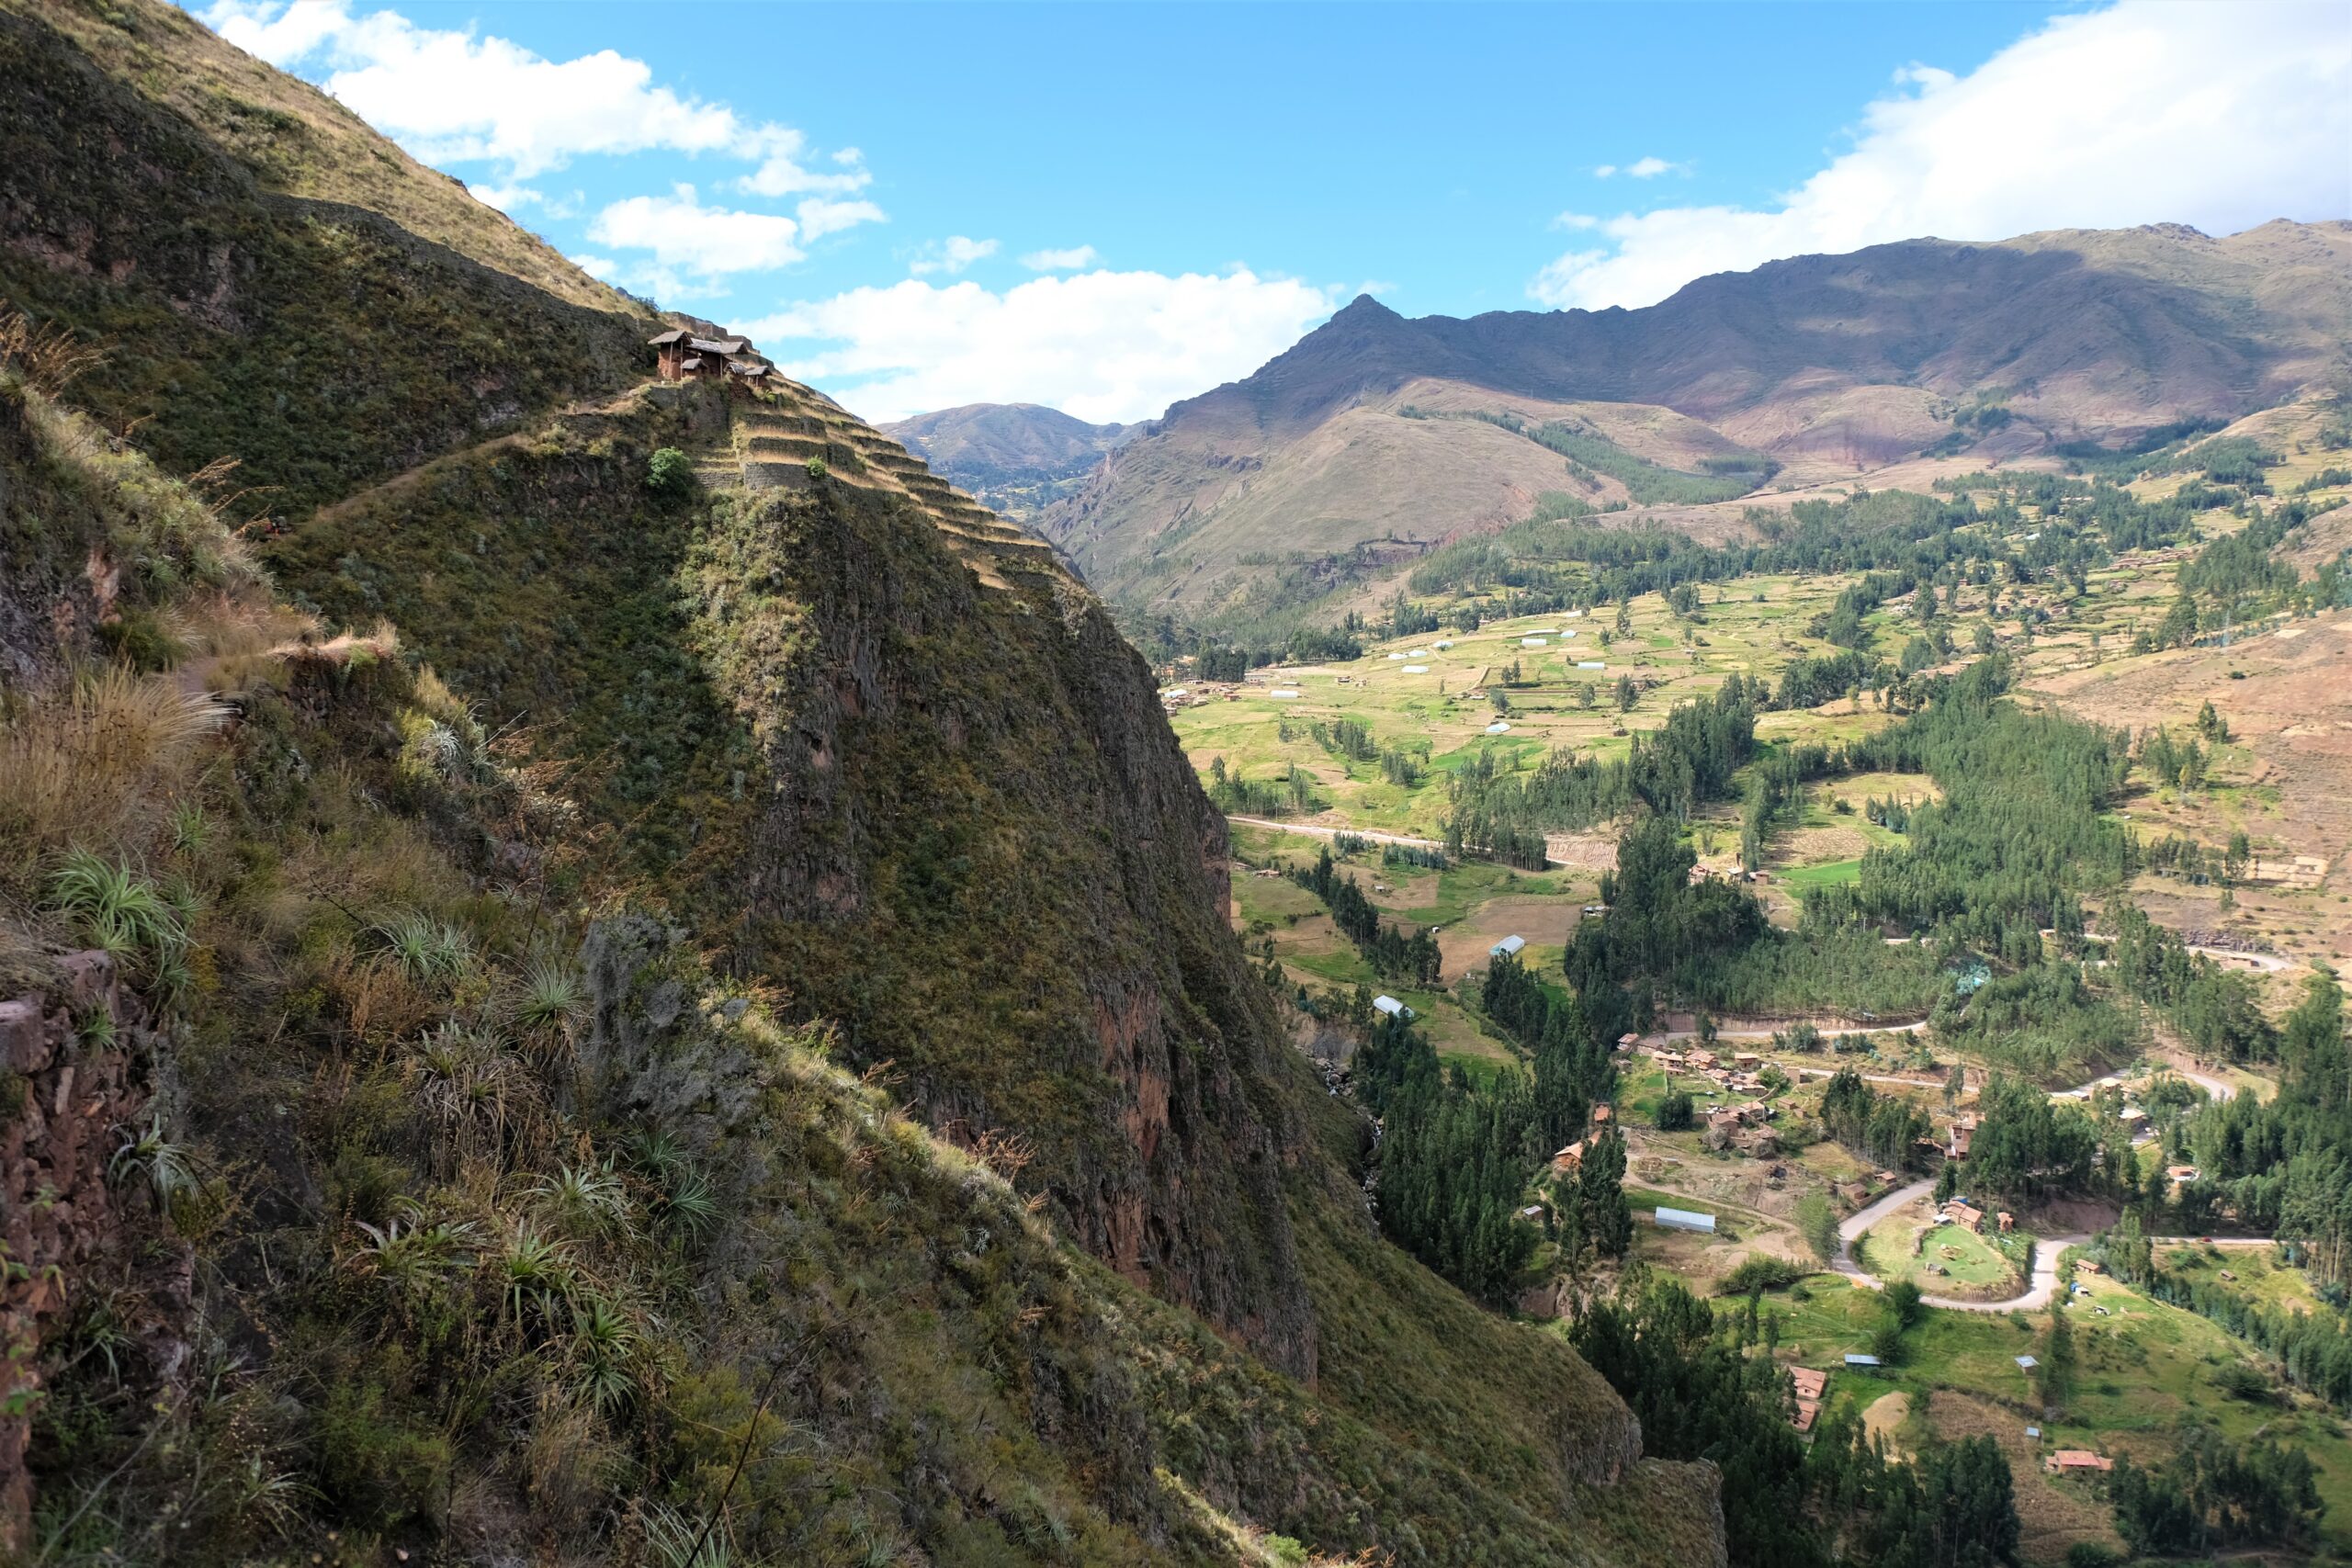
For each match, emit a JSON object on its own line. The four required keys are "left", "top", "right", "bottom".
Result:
{"left": 1044, "top": 223, "right": 2352, "bottom": 625}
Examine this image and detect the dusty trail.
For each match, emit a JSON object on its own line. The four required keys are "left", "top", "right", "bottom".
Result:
{"left": 1226, "top": 816, "right": 1448, "bottom": 852}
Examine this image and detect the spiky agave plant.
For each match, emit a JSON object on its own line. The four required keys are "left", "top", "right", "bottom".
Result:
{"left": 569, "top": 1294, "right": 639, "bottom": 1415}
{"left": 512, "top": 954, "right": 587, "bottom": 1035}
{"left": 407, "top": 1021, "right": 530, "bottom": 1173}
{"left": 642, "top": 1503, "right": 738, "bottom": 1568}
{"left": 369, "top": 909, "right": 474, "bottom": 987}
{"left": 531, "top": 1159, "right": 631, "bottom": 1236}
{"left": 658, "top": 1166, "right": 721, "bottom": 1247}
{"left": 107, "top": 1114, "right": 200, "bottom": 1212}
{"left": 350, "top": 1214, "right": 478, "bottom": 1315}
{"left": 49, "top": 849, "right": 187, "bottom": 975}
{"left": 499, "top": 1224, "right": 575, "bottom": 1332}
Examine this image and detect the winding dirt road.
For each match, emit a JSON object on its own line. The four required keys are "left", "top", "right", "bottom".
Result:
{"left": 1832, "top": 1179, "right": 2089, "bottom": 1312}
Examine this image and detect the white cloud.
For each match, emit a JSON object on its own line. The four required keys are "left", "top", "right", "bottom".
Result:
{"left": 739, "top": 131, "right": 870, "bottom": 198}
{"left": 587, "top": 185, "right": 807, "bottom": 288}
{"left": 1623, "top": 156, "right": 1685, "bottom": 179}
{"left": 1591, "top": 164, "right": 1618, "bottom": 179}
{"left": 1553, "top": 212, "right": 1602, "bottom": 231}
{"left": 908, "top": 236, "right": 1001, "bottom": 276}
{"left": 797, "top": 197, "right": 887, "bottom": 241}
{"left": 1533, "top": 0, "right": 2352, "bottom": 310}
{"left": 1021, "top": 244, "right": 1102, "bottom": 271}
{"left": 746, "top": 269, "right": 1335, "bottom": 424}
{"left": 202, "top": 0, "right": 872, "bottom": 209}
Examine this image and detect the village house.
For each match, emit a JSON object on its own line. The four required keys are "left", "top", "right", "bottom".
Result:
{"left": 1591, "top": 1103, "right": 1614, "bottom": 1127}
{"left": 1788, "top": 1366, "right": 1828, "bottom": 1433}
{"left": 1997, "top": 1211, "right": 2015, "bottom": 1234}
{"left": 1617, "top": 1032, "right": 1643, "bottom": 1051}
{"left": 1372, "top": 995, "right": 1411, "bottom": 1021}
{"left": 1553, "top": 1141, "right": 1586, "bottom": 1174}
{"left": 1735, "top": 1052, "right": 1761, "bottom": 1070}
{"left": 2045, "top": 1450, "right": 2113, "bottom": 1475}
{"left": 1940, "top": 1201, "right": 1985, "bottom": 1234}
{"left": 649, "top": 328, "right": 773, "bottom": 385}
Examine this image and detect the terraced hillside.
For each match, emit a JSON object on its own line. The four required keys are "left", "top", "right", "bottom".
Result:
{"left": 731, "top": 382, "right": 1069, "bottom": 587}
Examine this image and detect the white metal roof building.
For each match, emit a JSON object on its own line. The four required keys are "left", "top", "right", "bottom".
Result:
{"left": 1653, "top": 1207, "right": 1716, "bottom": 1234}
{"left": 1489, "top": 934, "right": 1526, "bottom": 958}
{"left": 1372, "top": 995, "right": 1409, "bottom": 1019}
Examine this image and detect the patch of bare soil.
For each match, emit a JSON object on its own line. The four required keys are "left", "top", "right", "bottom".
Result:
{"left": 1543, "top": 831, "right": 1620, "bottom": 872}
{"left": 1436, "top": 894, "right": 1580, "bottom": 979}
{"left": 2029, "top": 608, "right": 2352, "bottom": 969}
{"left": 1781, "top": 824, "right": 1871, "bottom": 863}
{"left": 1925, "top": 1392, "right": 2124, "bottom": 1565}
{"left": 1861, "top": 1391, "right": 1911, "bottom": 1457}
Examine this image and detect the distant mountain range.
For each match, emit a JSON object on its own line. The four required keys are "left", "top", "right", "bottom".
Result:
{"left": 880, "top": 401, "right": 1137, "bottom": 520}
{"left": 1015, "top": 221, "right": 2350, "bottom": 627}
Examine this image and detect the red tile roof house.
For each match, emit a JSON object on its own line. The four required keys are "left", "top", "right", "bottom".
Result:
{"left": 1788, "top": 1367, "right": 1828, "bottom": 1432}
{"left": 2045, "top": 1450, "right": 2114, "bottom": 1474}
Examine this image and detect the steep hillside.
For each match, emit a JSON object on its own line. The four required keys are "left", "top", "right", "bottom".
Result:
{"left": 884, "top": 401, "right": 1138, "bottom": 521}
{"left": 1046, "top": 222, "right": 2352, "bottom": 625}
{"left": 0, "top": 0, "right": 650, "bottom": 516}
{"left": 0, "top": 6, "right": 1731, "bottom": 1560}
{"left": 0, "top": 351, "right": 1724, "bottom": 1568}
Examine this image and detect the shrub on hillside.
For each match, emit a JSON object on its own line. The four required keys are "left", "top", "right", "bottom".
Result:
{"left": 645, "top": 446, "right": 694, "bottom": 497}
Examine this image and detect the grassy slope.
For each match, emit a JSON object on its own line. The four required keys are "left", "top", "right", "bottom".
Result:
{"left": 0, "top": 0, "right": 649, "bottom": 516}
{"left": 2, "top": 374, "right": 1722, "bottom": 1565}
{"left": 1757, "top": 1270, "right": 2352, "bottom": 1558}
{"left": 244, "top": 381, "right": 1724, "bottom": 1563}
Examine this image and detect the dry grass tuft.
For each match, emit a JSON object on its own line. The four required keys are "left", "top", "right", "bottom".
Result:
{"left": 0, "top": 667, "right": 229, "bottom": 880}
{"left": 0, "top": 307, "right": 103, "bottom": 395}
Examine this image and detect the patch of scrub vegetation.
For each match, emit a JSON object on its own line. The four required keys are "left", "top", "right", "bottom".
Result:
{"left": 1464, "top": 409, "right": 1778, "bottom": 505}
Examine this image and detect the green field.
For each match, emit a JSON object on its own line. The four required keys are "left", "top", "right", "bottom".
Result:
{"left": 1752, "top": 1271, "right": 2352, "bottom": 1555}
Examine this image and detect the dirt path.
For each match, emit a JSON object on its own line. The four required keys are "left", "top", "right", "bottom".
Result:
{"left": 1833, "top": 1179, "right": 2086, "bottom": 1312}
{"left": 1643, "top": 1016, "right": 1930, "bottom": 1045}
{"left": 1226, "top": 816, "right": 1448, "bottom": 852}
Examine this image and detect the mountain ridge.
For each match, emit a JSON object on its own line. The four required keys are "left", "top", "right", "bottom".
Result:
{"left": 1042, "top": 220, "right": 2352, "bottom": 626}
{"left": 883, "top": 400, "right": 1140, "bottom": 520}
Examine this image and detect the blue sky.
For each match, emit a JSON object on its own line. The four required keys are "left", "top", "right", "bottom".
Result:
{"left": 206, "top": 1, "right": 2350, "bottom": 423}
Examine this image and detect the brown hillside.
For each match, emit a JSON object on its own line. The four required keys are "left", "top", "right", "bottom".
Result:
{"left": 1046, "top": 223, "right": 2352, "bottom": 621}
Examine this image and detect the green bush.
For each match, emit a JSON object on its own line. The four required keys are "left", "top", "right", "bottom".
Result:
{"left": 96, "top": 609, "right": 181, "bottom": 672}
{"left": 646, "top": 446, "right": 694, "bottom": 497}
{"left": 1718, "top": 1255, "right": 1811, "bottom": 1295}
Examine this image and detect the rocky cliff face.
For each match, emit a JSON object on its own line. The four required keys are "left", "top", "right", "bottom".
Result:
{"left": 709, "top": 469, "right": 1317, "bottom": 1375}
{"left": 1, "top": 951, "right": 182, "bottom": 1556}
